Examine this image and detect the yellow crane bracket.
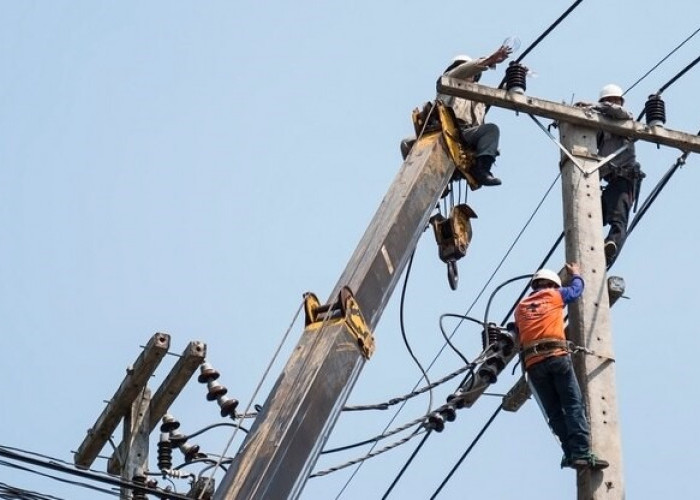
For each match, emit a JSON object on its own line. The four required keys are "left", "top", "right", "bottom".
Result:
{"left": 408, "top": 101, "right": 479, "bottom": 189}
{"left": 435, "top": 103, "right": 478, "bottom": 189}
{"left": 429, "top": 203, "right": 478, "bottom": 263}
{"left": 302, "top": 288, "right": 375, "bottom": 359}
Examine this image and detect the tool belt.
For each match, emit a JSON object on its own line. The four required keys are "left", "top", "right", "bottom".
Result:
{"left": 520, "top": 339, "right": 570, "bottom": 363}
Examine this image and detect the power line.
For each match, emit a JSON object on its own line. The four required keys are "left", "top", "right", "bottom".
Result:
{"left": 0, "top": 461, "right": 114, "bottom": 499}
{"left": 637, "top": 53, "right": 700, "bottom": 121}
{"left": 0, "top": 446, "right": 190, "bottom": 500}
{"left": 658, "top": 53, "right": 700, "bottom": 94}
{"left": 626, "top": 134, "right": 697, "bottom": 238}
{"left": 624, "top": 26, "right": 700, "bottom": 96}
{"left": 429, "top": 404, "right": 504, "bottom": 499}
{"left": 514, "top": 0, "right": 584, "bottom": 64}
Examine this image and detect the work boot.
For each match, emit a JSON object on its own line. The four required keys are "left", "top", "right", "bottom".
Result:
{"left": 571, "top": 452, "right": 609, "bottom": 470}
{"left": 472, "top": 156, "right": 502, "bottom": 187}
{"left": 604, "top": 240, "right": 618, "bottom": 266}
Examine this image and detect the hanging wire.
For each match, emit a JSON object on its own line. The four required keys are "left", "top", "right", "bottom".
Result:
{"left": 342, "top": 363, "right": 473, "bottom": 412}
{"left": 624, "top": 26, "right": 700, "bottom": 95}
{"left": 399, "top": 251, "right": 433, "bottom": 414}
{"left": 438, "top": 314, "right": 483, "bottom": 365}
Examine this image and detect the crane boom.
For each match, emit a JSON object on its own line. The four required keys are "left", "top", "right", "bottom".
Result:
{"left": 214, "top": 128, "right": 458, "bottom": 499}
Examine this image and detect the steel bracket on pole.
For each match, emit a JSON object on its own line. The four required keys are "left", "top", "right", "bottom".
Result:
{"left": 303, "top": 287, "right": 375, "bottom": 359}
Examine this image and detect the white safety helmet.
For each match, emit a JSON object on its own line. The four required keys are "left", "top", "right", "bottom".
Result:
{"left": 599, "top": 83, "right": 624, "bottom": 103}
{"left": 531, "top": 269, "right": 562, "bottom": 288}
{"left": 452, "top": 54, "right": 472, "bottom": 64}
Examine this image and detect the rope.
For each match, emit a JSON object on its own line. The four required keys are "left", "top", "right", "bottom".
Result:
{"left": 199, "top": 300, "right": 305, "bottom": 498}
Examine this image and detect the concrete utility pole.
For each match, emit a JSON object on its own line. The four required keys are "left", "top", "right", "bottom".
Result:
{"left": 435, "top": 79, "right": 700, "bottom": 500}
{"left": 559, "top": 122, "right": 623, "bottom": 499}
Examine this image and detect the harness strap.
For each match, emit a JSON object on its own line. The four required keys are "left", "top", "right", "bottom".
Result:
{"left": 520, "top": 339, "right": 570, "bottom": 362}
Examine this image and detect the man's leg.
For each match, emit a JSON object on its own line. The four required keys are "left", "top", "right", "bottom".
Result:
{"left": 601, "top": 177, "right": 632, "bottom": 264}
{"left": 460, "top": 123, "right": 501, "bottom": 186}
{"left": 550, "top": 356, "right": 590, "bottom": 459}
{"left": 527, "top": 359, "right": 570, "bottom": 463}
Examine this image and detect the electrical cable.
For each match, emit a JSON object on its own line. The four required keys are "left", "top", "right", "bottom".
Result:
{"left": 489, "top": 0, "right": 585, "bottom": 111}
{"left": 626, "top": 132, "right": 697, "bottom": 239}
{"left": 0, "top": 480, "right": 68, "bottom": 500}
{"left": 0, "top": 446, "right": 190, "bottom": 500}
{"left": 429, "top": 404, "right": 503, "bottom": 499}
{"left": 637, "top": 53, "right": 700, "bottom": 121}
{"left": 0, "top": 460, "right": 115, "bottom": 498}
{"left": 514, "top": 0, "right": 584, "bottom": 64}
{"left": 624, "top": 26, "right": 700, "bottom": 96}
{"left": 311, "top": 430, "right": 427, "bottom": 479}
{"left": 657, "top": 53, "right": 700, "bottom": 95}
{"left": 313, "top": 379, "right": 492, "bottom": 477}
{"left": 399, "top": 251, "right": 434, "bottom": 414}
{"left": 180, "top": 422, "right": 249, "bottom": 441}
{"left": 481, "top": 274, "right": 532, "bottom": 346}
{"left": 438, "top": 314, "right": 479, "bottom": 365}
{"left": 380, "top": 431, "right": 432, "bottom": 500}
{"left": 342, "top": 363, "right": 473, "bottom": 412}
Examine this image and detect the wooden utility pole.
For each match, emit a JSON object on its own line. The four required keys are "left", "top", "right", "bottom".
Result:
{"left": 559, "top": 122, "right": 623, "bottom": 499}
{"left": 119, "top": 387, "right": 151, "bottom": 499}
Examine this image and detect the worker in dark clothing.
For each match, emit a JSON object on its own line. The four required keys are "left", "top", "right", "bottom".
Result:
{"left": 401, "top": 44, "right": 512, "bottom": 187}
{"left": 436, "top": 45, "right": 512, "bottom": 186}
{"left": 514, "top": 263, "right": 609, "bottom": 470}
{"left": 578, "top": 84, "right": 645, "bottom": 265}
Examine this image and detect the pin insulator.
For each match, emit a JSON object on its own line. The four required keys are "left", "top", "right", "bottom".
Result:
{"left": 157, "top": 433, "right": 173, "bottom": 471}
{"left": 645, "top": 94, "right": 666, "bottom": 127}
{"left": 426, "top": 412, "right": 445, "bottom": 432}
{"left": 197, "top": 362, "right": 220, "bottom": 383}
{"left": 505, "top": 62, "right": 527, "bottom": 94}
{"left": 160, "top": 414, "right": 180, "bottom": 433}
{"left": 131, "top": 474, "right": 147, "bottom": 500}
{"left": 218, "top": 395, "right": 239, "bottom": 418}
{"left": 206, "top": 380, "right": 228, "bottom": 401}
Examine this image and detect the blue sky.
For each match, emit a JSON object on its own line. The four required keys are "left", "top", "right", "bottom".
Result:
{"left": 1, "top": 1, "right": 699, "bottom": 499}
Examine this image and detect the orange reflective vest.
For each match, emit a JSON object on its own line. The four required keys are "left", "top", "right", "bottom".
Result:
{"left": 515, "top": 288, "right": 569, "bottom": 368}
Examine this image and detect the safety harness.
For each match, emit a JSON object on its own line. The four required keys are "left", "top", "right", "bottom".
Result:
{"left": 520, "top": 338, "right": 570, "bottom": 364}
{"left": 520, "top": 338, "right": 614, "bottom": 364}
